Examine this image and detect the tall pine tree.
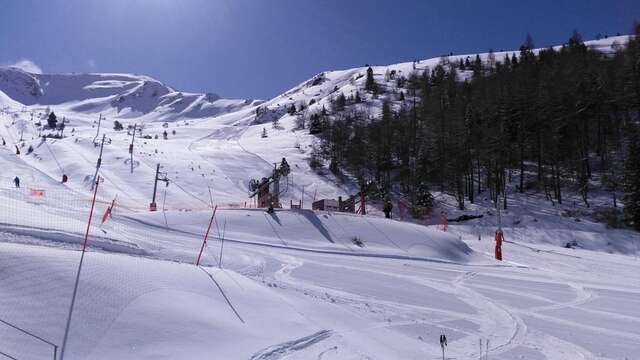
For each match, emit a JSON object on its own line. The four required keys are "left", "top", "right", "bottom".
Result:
{"left": 365, "top": 67, "right": 378, "bottom": 93}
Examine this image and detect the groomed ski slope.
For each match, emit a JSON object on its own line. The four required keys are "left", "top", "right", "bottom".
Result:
{"left": 1, "top": 220, "right": 639, "bottom": 359}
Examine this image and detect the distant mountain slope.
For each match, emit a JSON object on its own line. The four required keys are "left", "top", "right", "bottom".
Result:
{"left": 0, "top": 67, "right": 262, "bottom": 121}
{"left": 250, "top": 35, "right": 631, "bottom": 126}
{"left": 0, "top": 36, "right": 628, "bottom": 126}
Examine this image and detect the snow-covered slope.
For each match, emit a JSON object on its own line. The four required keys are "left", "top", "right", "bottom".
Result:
{"left": 248, "top": 35, "right": 632, "bottom": 123}
{"left": 0, "top": 67, "right": 261, "bottom": 122}
{"left": 0, "top": 35, "right": 639, "bottom": 360}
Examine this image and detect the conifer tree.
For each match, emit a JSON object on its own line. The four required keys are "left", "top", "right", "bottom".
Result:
{"left": 47, "top": 112, "right": 57, "bottom": 129}
{"left": 523, "top": 32, "right": 535, "bottom": 50}
{"left": 473, "top": 55, "right": 483, "bottom": 78}
{"left": 365, "top": 66, "right": 378, "bottom": 93}
{"left": 309, "top": 114, "right": 323, "bottom": 135}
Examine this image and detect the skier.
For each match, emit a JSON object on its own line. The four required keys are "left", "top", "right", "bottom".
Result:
{"left": 383, "top": 199, "right": 393, "bottom": 219}
{"left": 27, "top": 145, "right": 34, "bottom": 154}
{"left": 495, "top": 228, "right": 504, "bottom": 261}
{"left": 15, "top": 145, "right": 20, "bottom": 155}
{"left": 439, "top": 333, "right": 448, "bottom": 360}
{"left": 13, "top": 176, "right": 20, "bottom": 188}
{"left": 279, "top": 157, "right": 290, "bottom": 176}
{"left": 62, "top": 174, "right": 68, "bottom": 183}
{"left": 1, "top": 137, "right": 5, "bottom": 146}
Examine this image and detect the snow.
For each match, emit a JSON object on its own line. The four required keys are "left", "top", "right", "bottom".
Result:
{"left": 0, "top": 35, "right": 639, "bottom": 359}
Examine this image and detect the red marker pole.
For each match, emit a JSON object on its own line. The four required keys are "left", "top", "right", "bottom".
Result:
{"left": 196, "top": 205, "right": 218, "bottom": 266}
{"left": 495, "top": 229, "right": 503, "bottom": 261}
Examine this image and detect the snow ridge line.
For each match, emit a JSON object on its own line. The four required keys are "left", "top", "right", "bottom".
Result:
{"left": 0, "top": 223, "right": 147, "bottom": 255}
{"left": 110, "top": 213, "right": 523, "bottom": 268}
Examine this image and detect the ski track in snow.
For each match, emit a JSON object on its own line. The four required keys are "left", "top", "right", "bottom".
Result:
{"left": 249, "top": 330, "right": 333, "bottom": 360}
{"left": 259, "top": 242, "right": 640, "bottom": 359}
{"left": 452, "top": 270, "right": 528, "bottom": 358}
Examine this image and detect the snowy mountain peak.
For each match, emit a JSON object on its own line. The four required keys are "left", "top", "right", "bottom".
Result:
{"left": 0, "top": 67, "right": 260, "bottom": 122}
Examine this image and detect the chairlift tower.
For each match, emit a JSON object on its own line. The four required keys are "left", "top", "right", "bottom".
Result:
{"left": 150, "top": 163, "right": 169, "bottom": 211}
{"left": 248, "top": 158, "right": 290, "bottom": 209}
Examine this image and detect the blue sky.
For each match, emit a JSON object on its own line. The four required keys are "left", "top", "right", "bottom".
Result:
{"left": 0, "top": 0, "right": 638, "bottom": 99}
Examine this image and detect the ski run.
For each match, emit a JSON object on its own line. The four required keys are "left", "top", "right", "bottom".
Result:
{"left": 0, "top": 35, "right": 639, "bottom": 359}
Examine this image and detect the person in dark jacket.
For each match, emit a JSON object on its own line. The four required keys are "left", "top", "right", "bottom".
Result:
{"left": 383, "top": 199, "right": 393, "bottom": 219}
{"left": 13, "top": 176, "right": 20, "bottom": 188}
{"left": 439, "top": 333, "right": 447, "bottom": 360}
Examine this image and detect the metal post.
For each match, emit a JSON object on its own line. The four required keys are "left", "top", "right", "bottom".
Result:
{"left": 150, "top": 164, "right": 160, "bottom": 211}
{"left": 84, "top": 174, "right": 100, "bottom": 250}
{"left": 93, "top": 114, "right": 102, "bottom": 144}
{"left": 61, "top": 176, "right": 100, "bottom": 360}
{"left": 90, "top": 134, "right": 105, "bottom": 190}
{"left": 129, "top": 124, "right": 136, "bottom": 174}
{"left": 60, "top": 247, "right": 86, "bottom": 360}
{"left": 162, "top": 189, "right": 168, "bottom": 228}
{"left": 486, "top": 339, "right": 489, "bottom": 360}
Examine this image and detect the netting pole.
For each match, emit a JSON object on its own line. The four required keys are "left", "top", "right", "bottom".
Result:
{"left": 83, "top": 176, "right": 100, "bottom": 252}
{"left": 60, "top": 176, "right": 100, "bottom": 360}
{"left": 129, "top": 124, "right": 136, "bottom": 174}
{"left": 196, "top": 205, "right": 217, "bottom": 266}
{"left": 90, "top": 134, "right": 105, "bottom": 191}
